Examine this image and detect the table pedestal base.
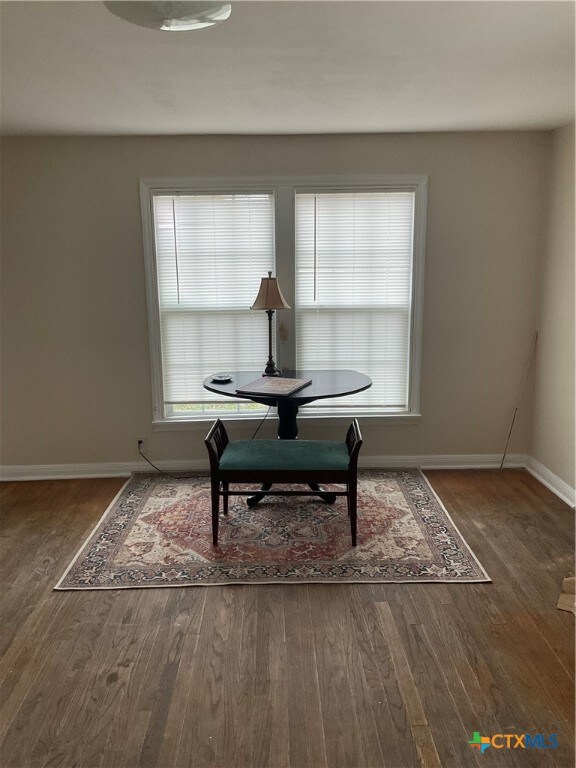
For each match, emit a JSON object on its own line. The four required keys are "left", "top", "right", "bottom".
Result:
{"left": 246, "top": 482, "right": 337, "bottom": 508}
{"left": 308, "top": 482, "right": 338, "bottom": 505}
{"left": 277, "top": 399, "right": 299, "bottom": 439}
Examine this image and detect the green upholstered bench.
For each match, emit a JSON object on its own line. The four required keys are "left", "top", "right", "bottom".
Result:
{"left": 205, "top": 419, "right": 363, "bottom": 547}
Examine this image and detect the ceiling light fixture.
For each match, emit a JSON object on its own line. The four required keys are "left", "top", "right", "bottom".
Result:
{"left": 103, "top": 2, "right": 231, "bottom": 32}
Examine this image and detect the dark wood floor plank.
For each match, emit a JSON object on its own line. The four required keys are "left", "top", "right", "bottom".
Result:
{"left": 347, "top": 587, "right": 420, "bottom": 768}
{"left": 376, "top": 600, "right": 474, "bottom": 768}
{"left": 410, "top": 723, "right": 443, "bottom": 768}
{"left": 0, "top": 593, "right": 124, "bottom": 756}
{"left": 41, "top": 591, "right": 170, "bottom": 767}
{"left": 307, "top": 585, "right": 367, "bottom": 767}
{"left": 216, "top": 585, "right": 258, "bottom": 768}
{"left": 250, "top": 585, "right": 289, "bottom": 768}
{"left": 174, "top": 586, "right": 232, "bottom": 767}
{"left": 101, "top": 711, "right": 150, "bottom": 768}
{"left": 449, "top": 586, "right": 574, "bottom": 768}
{"left": 2, "top": 611, "right": 132, "bottom": 767}
{"left": 284, "top": 585, "right": 328, "bottom": 768}
{"left": 337, "top": 596, "right": 386, "bottom": 768}
{"left": 154, "top": 609, "right": 206, "bottom": 768}
{"left": 69, "top": 621, "right": 160, "bottom": 768}
{"left": 135, "top": 589, "right": 207, "bottom": 768}
{"left": 372, "top": 601, "right": 428, "bottom": 728}
{"left": 405, "top": 586, "right": 518, "bottom": 764}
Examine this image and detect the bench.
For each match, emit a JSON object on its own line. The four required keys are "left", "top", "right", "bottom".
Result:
{"left": 204, "top": 419, "right": 363, "bottom": 547}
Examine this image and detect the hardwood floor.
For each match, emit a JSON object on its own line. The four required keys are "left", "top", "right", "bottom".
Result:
{"left": 0, "top": 470, "right": 574, "bottom": 768}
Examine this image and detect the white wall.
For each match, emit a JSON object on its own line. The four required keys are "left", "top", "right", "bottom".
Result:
{"left": 531, "top": 123, "right": 575, "bottom": 491}
{"left": 1, "top": 132, "right": 550, "bottom": 470}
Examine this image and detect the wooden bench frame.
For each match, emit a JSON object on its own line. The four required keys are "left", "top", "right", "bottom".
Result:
{"left": 204, "top": 419, "right": 363, "bottom": 547}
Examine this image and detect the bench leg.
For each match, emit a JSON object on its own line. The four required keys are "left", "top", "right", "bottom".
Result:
{"left": 348, "top": 479, "right": 357, "bottom": 547}
{"left": 211, "top": 479, "right": 220, "bottom": 546}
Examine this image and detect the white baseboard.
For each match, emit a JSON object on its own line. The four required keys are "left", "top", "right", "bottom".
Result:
{"left": 360, "top": 453, "right": 527, "bottom": 470}
{"left": 2, "top": 453, "right": 573, "bottom": 508}
{"left": 0, "top": 459, "right": 208, "bottom": 481}
{"left": 0, "top": 453, "right": 527, "bottom": 482}
{"left": 525, "top": 456, "right": 576, "bottom": 508}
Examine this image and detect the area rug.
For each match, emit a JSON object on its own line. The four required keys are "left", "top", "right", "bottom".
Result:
{"left": 55, "top": 470, "right": 490, "bottom": 589}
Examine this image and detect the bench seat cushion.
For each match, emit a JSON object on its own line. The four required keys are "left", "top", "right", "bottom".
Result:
{"left": 219, "top": 440, "right": 349, "bottom": 472}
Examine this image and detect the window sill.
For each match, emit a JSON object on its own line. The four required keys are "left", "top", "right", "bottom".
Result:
{"left": 152, "top": 412, "right": 422, "bottom": 431}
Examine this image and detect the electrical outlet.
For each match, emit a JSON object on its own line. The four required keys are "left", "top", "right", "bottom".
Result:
{"left": 137, "top": 437, "right": 146, "bottom": 454}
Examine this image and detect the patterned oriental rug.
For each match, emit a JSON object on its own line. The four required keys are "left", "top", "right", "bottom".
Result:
{"left": 55, "top": 470, "right": 490, "bottom": 589}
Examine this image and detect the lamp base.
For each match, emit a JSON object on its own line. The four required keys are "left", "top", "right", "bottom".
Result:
{"left": 260, "top": 308, "right": 282, "bottom": 376}
{"left": 264, "top": 360, "right": 282, "bottom": 377}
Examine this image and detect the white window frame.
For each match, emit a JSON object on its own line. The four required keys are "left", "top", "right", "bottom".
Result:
{"left": 140, "top": 175, "right": 427, "bottom": 429}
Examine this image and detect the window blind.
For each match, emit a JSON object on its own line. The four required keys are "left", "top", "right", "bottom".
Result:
{"left": 152, "top": 193, "right": 275, "bottom": 408}
{"left": 295, "top": 191, "right": 415, "bottom": 410}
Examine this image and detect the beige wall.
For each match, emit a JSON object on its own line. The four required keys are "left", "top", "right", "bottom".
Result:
{"left": 1, "top": 132, "right": 550, "bottom": 467}
{"left": 531, "top": 124, "right": 575, "bottom": 489}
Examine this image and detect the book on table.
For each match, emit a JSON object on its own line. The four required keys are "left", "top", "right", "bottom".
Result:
{"left": 235, "top": 376, "right": 312, "bottom": 397}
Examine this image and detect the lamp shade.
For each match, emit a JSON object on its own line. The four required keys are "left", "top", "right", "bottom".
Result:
{"left": 251, "top": 272, "right": 291, "bottom": 310}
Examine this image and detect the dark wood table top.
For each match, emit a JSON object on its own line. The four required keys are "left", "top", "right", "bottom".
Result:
{"left": 203, "top": 369, "right": 372, "bottom": 405}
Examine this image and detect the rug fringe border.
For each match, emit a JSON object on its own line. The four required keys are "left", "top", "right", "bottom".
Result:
{"left": 54, "top": 577, "right": 492, "bottom": 591}
{"left": 418, "top": 469, "right": 491, "bottom": 582}
{"left": 53, "top": 474, "right": 134, "bottom": 590}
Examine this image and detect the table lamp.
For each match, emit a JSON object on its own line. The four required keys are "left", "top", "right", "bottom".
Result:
{"left": 251, "top": 271, "right": 291, "bottom": 376}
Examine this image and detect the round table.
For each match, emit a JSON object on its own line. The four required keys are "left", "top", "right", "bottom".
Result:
{"left": 204, "top": 369, "right": 372, "bottom": 507}
{"left": 203, "top": 368, "right": 372, "bottom": 439}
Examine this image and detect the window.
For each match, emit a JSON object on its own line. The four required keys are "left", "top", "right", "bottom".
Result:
{"left": 147, "top": 190, "right": 276, "bottom": 419}
{"left": 295, "top": 191, "right": 416, "bottom": 413}
{"left": 141, "top": 175, "right": 426, "bottom": 425}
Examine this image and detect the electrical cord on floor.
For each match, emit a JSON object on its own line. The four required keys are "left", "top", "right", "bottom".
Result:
{"left": 251, "top": 406, "right": 271, "bottom": 439}
{"left": 138, "top": 406, "right": 271, "bottom": 479}
{"left": 138, "top": 443, "right": 193, "bottom": 480}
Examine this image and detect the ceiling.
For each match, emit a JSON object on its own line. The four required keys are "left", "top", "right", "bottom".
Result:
{"left": 1, "top": 0, "right": 574, "bottom": 136}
